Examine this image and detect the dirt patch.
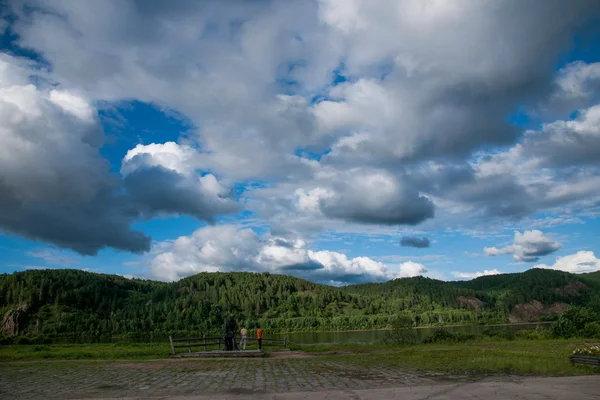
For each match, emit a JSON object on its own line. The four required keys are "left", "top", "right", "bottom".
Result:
{"left": 509, "top": 301, "right": 568, "bottom": 323}
{"left": 555, "top": 281, "right": 588, "bottom": 296}
{"left": 457, "top": 296, "right": 485, "bottom": 310}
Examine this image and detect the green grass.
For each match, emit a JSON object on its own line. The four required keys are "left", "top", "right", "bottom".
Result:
{"left": 301, "top": 339, "right": 600, "bottom": 376}
{"left": 2, "top": 339, "right": 600, "bottom": 376}
{"left": 0, "top": 342, "right": 171, "bottom": 361}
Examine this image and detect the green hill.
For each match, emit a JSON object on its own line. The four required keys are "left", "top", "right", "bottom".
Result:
{"left": 1, "top": 268, "right": 599, "bottom": 339}
{"left": 583, "top": 271, "right": 600, "bottom": 283}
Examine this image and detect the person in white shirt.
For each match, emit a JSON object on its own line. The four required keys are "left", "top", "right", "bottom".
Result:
{"left": 240, "top": 327, "right": 247, "bottom": 350}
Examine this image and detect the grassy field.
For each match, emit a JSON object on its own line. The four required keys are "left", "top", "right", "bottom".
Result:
{"left": 0, "top": 342, "right": 171, "bottom": 361}
{"left": 1, "top": 339, "right": 599, "bottom": 376}
{"left": 322, "top": 340, "right": 600, "bottom": 376}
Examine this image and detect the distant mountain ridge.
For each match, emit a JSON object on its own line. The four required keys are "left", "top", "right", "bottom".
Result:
{"left": 1, "top": 268, "right": 599, "bottom": 338}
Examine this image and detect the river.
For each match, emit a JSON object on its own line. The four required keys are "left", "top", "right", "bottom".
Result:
{"left": 49, "top": 322, "right": 551, "bottom": 344}
{"left": 275, "top": 322, "right": 551, "bottom": 344}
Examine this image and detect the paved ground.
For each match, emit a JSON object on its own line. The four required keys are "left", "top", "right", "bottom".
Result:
{"left": 1, "top": 357, "right": 599, "bottom": 399}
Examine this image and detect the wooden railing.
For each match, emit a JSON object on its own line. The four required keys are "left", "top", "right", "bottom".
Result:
{"left": 169, "top": 335, "right": 287, "bottom": 356}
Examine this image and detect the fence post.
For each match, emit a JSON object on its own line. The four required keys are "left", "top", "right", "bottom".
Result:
{"left": 284, "top": 336, "right": 287, "bottom": 349}
{"left": 203, "top": 335, "right": 206, "bottom": 352}
{"left": 169, "top": 336, "right": 175, "bottom": 356}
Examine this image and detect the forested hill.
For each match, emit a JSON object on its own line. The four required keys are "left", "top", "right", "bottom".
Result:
{"left": 1, "top": 268, "right": 599, "bottom": 338}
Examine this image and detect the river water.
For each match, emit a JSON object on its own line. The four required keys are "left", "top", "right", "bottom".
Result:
{"left": 276, "top": 322, "right": 551, "bottom": 345}
{"left": 50, "top": 322, "right": 551, "bottom": 345}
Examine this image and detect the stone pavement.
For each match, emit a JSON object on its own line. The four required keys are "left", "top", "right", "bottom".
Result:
{"left": 1, "top": 358, "right": 599, "bottom": 399}
{"left": 91, "top": 376, "right": 600, "bottom": 399}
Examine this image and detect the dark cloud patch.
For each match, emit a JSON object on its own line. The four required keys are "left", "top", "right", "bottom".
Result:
{"left": 124, "top": 165, "right": 240, "bottom": 223}
{"left": 321, "top": 196, "right": 434, "bottom": 225}
{"left": 318, "top": 170, "right": 435, "bottom": 226}
{"left": 400, "top": 236, "right": 430, "bottom": 248}
{"left": 521, "top": 105, "right": 600, "bottom": 168}
{"left": 279, "top": 261, "right": 324, "bottom": 271}
{"left": 0, "top": 181, "right": 150, "bottom": 255}
{"left": 445, "top": 174, "right": 535, "bottom": 219}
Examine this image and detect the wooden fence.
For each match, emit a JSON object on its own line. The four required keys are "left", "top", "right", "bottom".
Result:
{"left": 169, "top": 335, "right": 287, "bottom": 356}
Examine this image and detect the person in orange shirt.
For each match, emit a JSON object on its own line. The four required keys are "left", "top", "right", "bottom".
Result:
{"left": 256, "top": 326, "right": 263, "bottom": 350}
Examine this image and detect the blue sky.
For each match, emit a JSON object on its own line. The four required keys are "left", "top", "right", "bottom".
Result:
{"left": 1, "top": 1, "right": 600, "bottom": 284}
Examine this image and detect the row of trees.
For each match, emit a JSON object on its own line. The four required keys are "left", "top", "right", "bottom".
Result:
{"left": 1, "top": 269, "right": 599, "bottom": 338}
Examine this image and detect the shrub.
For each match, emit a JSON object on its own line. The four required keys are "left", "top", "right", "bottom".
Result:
{"left": 581, "top": 322, "right": 600, "bottom": 339}
{"left": 423, "top": 329, "right": 476, "bottom": 344}
{"left": 482, "top": 329, "right": 516, "bottom": 341}
{"left": 14, "top": 337, "right": 33, "bottom": 345}
{"left": 553, "top": 306, "right": 598, "bottom": 338}
{"left": 424, "top": 328, "right": 456, "bottom": 343}
{"left": 0, "top": 335, "right": 14, "bottom": 345}
{"left": 383, "top": 315, "right": 417, "bottom": 345}
{"left": 515, "top": 326, "right": 553, "bottom": 340}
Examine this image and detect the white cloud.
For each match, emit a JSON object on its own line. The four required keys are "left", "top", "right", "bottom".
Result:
{"left": 554, "top": 61, "right": 600, "bottom": 102}
{"left": 122, "top": 142, "right": 203, "bottom": 176}
{"left": 0, "top": 1, "right": 599, "bottom": 266}
{"left": 452, "top": 269, "right": 502, "bottom": 280}
{"left": 395, "top": 261, "right": 428, "bottom": 278}
{"left": 0, "top": 54, "right": 150, "bottom": 254}
{"left": 534, "top": 251, "right": 600, "bottom": 273}
{"left": 150, "top": 225, "right": 426, "bottom": 284}
{"left": 48, "top": 90, "right": 94, "bottom": 122}
{"left": 28, "top": 248, "right": 79, "bottom": 266}
{"left": 121, "top": 142, "right": 239, "bottom": 221}
{"left": 484, "top": 230, "right": 561, "bottom": 262}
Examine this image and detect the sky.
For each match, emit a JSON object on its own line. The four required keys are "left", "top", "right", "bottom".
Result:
{"left": 1, "top": 0, "right": 600, "bottom": 285}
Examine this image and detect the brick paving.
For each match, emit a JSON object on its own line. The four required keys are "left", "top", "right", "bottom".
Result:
{"left": 0, "top": 358, "right": 430, "bottom": 399}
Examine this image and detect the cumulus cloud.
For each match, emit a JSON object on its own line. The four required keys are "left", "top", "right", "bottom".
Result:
{"left": 1, "top": 0, "right": 600, "bottom": 267}
{"left": 400, "top": 236, "right": 430, "bottom": 248}
{"left": 452, "top": 269, "right": 502, "bottom": 280}
{"left": 534, "top": 251, "right": 600, "bottom": 273}
{"left": 484, "top": 230, "right": 561, "bottom": 262}
{"left": 150, "top": 225, "right": 426, "bottom": 284}
{"left": 549, "top": 61, "right": 600, "bottom": 113}
{"left": 122, "top": 142, "right": 239, "bottom": 221}
{"left": 520, "top": 104, "right": 600, "bottom": 167}
{"left": 295, "top": 168, "right": 434, "bottom": 225}
{"left": 0, "top": 54, "right": 151, "bottom": 255}
{"left": 0, "top": 55, "right": 240, "bottom": 255}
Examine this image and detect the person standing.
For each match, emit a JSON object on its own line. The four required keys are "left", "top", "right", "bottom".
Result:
{"left": 240, "top": 327, "right": 247, "bottom": 350}
{"left": 256, "top": 326, "right": 263, "bottom": 350}
{"left": 223, "top": 314, "right": 237, "bottom": 351}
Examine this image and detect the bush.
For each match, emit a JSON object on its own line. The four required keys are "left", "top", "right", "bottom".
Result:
{"left": 515, "top": 327, "right": 552, "bottom": 340}
{"left": 423, "top": 329, "right": 476, "bottom": 344}
{"left": 14, "top": 337, "right": 33, "bottom": 345}
{"left": 481, "top": 329, "right": 516, "bottom": 341}
{"left": 0, "top": 335, "right": 14, "bottom": 345}
{"left": 383, "top": 315, "right": 417, "bottom": 345}
{"left": 582, "top": 322, "right": 600, "bottom": 339}
{"left": 552, "top": 306, "right": 598, "bottom": 338}
{"left": 424, "top": 328, "right": 456, "bottom": 343}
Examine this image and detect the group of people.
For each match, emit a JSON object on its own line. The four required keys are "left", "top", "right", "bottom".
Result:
{"left": 223, "top": 314, "right": 263, "bottom": 351}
